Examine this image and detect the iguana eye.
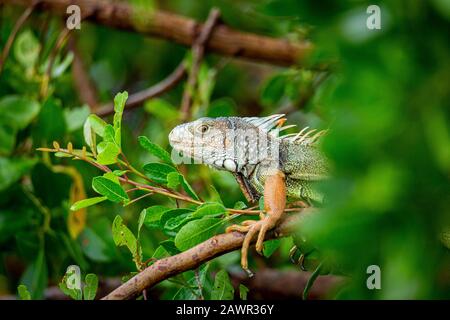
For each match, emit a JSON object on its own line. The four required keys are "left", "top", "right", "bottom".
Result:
{"left": 197, "top": 124, "right": 209, "bottom": 134}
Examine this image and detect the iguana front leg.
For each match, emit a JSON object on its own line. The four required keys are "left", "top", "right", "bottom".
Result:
{"left": 226, "top": 170, "right": 286, "bottom": 274}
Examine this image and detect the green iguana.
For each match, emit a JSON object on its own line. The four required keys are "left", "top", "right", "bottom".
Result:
{"left": 169, "top": 114, "right": 328, "bottom": 274}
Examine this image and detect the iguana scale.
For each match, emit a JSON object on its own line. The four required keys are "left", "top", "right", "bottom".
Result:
{"left": 169, "top": 114, "right": 328, "bottom": 274}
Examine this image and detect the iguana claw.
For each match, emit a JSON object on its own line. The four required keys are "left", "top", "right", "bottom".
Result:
{"left": 226, "top": 215, "right": 279, "bottom": 275}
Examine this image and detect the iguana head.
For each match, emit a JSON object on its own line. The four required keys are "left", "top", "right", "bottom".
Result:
{"left": 168, "top": 115, "right": 286, "bottom": 174}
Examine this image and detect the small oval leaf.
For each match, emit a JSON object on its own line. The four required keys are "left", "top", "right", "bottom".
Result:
{"left": 92, "top": 177, "right": 128, "bottom": 203}
{"left": 70, "top": 196, "right": 107, "bottom": 211}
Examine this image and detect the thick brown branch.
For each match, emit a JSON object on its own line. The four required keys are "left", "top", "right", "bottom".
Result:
{"left": 95, "top": 61, "right": 187, "bottom": 117}
{"left": 230, "top": 268, "right": 344, "bottom": 300}
{"left": 102, "top": 211, "right": 312, "bottom": 300}
{"left": 180, "top": 8, "right": 221, "bottom": 121}
{"left": 3, "top": 0, "right": 313, "bottom": 66}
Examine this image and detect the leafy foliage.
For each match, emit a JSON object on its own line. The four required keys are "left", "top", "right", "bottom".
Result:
{"left": 0, "top": 0, "right": 448, "bottom": 301}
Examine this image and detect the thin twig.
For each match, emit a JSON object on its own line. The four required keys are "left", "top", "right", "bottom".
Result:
{"left": 0, "top": 2, "right": 36, "bottom": 74}
{"left": 125, "top": 192, "right": 153, "bottom": 207}
{"left": 40, "top": 26, "right": 71, "bottom": 98}
{"left": 96, "top": 61, "right": 187, "bottom": 117}
{"left": 180, "top": 8, "right": 221, "bottom": 121}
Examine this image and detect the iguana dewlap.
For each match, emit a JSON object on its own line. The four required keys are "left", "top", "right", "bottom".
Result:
{"left": 169, "top": 114, "right": 328, "bottom": 274}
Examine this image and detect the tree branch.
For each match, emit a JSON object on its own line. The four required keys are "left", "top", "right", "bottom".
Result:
{"left": 69, "top": 36, "right": 100, "bottom": 110}
{"left": 3, "top": 0, "right": 313, "bottom": 66}
{"left": 102, "top": 211, "right": 312, "bottom": 300}
{"left": 230, "top": 268, "right": 344, "bottom": 300}
{"left": 95, "top": 61, "right": 187, "bottom": 117}
{"left": 180, "top": 8, "right": 221, "bottom": 121}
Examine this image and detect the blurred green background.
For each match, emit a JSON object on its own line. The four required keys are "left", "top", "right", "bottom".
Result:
{"left": 0, "top": 0, "right": 449, "bottom": 299}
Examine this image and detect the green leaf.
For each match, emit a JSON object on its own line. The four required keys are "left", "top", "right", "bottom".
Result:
{"left": 83, "top": 274, "right": 98, "bottom": 300}
{"left": 52, "top": 51, "right": 74, "bottom": 78}
{"left": 31, "top": 163, "right": 72, "bottom": 208}
{"left": 192, "top": 202, "right": 226, "bottom": 218}
{"left": 206, "top": 184, "right": 223, "bottom": 204}
{"left": 234, "top": 201, "right": 247, "bottom": 210}
{"left": 0, "top": 124, "right": 16, "bottom": 155}
{"left": 239, "top": 284, "right": 249, "bottom": 300}
{"left": 303, "top": 262, "right": 324, "bottom": 300}
{"left": 92, "top": 176, "right": 129, "bottom": 203}
{"left": 83, "top": 114, "right": 107, "bottom": 146}
{"left": 1, "top": 211, "right": 34, "bottom": 244}
{"left": 114, "top": 91, "right": 128, "bottom": 113}
{"left": 164, "top": 212, "right": 192, "bottom": 232}
{"left": 33, "top": 98, "right": 66, "bottom": 143}
{"left": 160, "top": 240, "right": 181, "bottom": 256}
{"left": 96, "top": 141, "right": 120, "bottom": 165}
{"left": 151, "top": 245, "right": 170, "bottom": 260}
{"left": 79, "top": 227, "right": 114, "bottom": 263}
{"left": 0, "top": 157, "right": 36, "bottom": 191}
{"left": 59, "top": 234, "right": 89, "bottom": 271}
{"left": 17, "top": 284, "right": 31, "bottom": 300}
{"left": 174, "top": 218, "right": 223, "bottom": 251}
{"left": 138, "top": 136, "right": 173, "bottom": 165}
{"left": 54, "top": 152, "right": 73, "bottom": 158}
{"left": 14, "top": 30, "right": 40, "bottom": 68}
{"left": 143, "top": 162, "right": 177, "bottom": 184}
{"left": 112, "top": 170, "right": 128, "bottom": 177}
{"left": 64, "top": 104, "right": 90, "bottom": 132}
{"left": 70, "top": 196, "right": 107, "bottom": 211}
{"left": 180, "top": 175, "right": 200, "bottom": 200}
{"left": 138, "top": 209, "right": 146, "bottom": 238}
{"left": 0, "top": 95, "right": 40, "bottom": 130}
{"left": 102, "top": 171, "right": 120, "bottom": 184}
{"left": 211, "top": 270, "right": 234, "bottom": 300}
{"left": 112, "top": 215, "right": 141, "bottom": 268}
{"left": 262, "top": 239, "right": 282, "bottom": 258}
{"left": 160, "top": 208, "right": 194, "bottom": 230}
{"left": 165, "top": 171, "right": 199, "bottom": 200}
{"left": 166, "top": 171, "right": 181, "bottom": 189}
{"left": 103, "top": 124, "right": 116, "bottom": 143}
{"left": 113, "top": 91, "right": 128, "bottom": 148}
{"left": 20, "top": 249, "right": 48, "bottom": 299}
{"left": 59, "top": 266, "right": 82, "bottom": 300}
{"left": 144, "top": 205, "right": 170, "bottom": 229}
{"left": 260, "top": 73, "right": 288, "bottom": 108}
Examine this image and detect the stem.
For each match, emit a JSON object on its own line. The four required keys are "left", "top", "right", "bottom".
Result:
{"left": 125, "top": 192, "right": 153, "bottom": 207}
